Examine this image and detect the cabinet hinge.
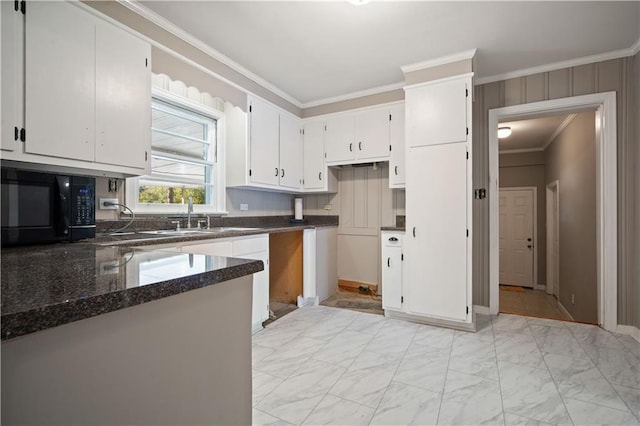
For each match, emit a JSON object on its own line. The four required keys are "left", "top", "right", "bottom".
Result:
{"left": 465, "top": 88, "right": 469, "bottom": 97}
{"left": 389, "top": 144, "right": 392, "bottom": 152}
{"left": 249, "top": 169, "right": 252, "bottom": 176}
{"left": 389, "top": 114, "right": 392, "bottom": 121}
{"left": 401, "top": 296, "right": 404, "bottom": 303}
{"left": 324, "top": 152, "right": 327, "bottom": 159}
{"left": 145, "top": 58, "right": 148, "bottom": 68}
{"left": 466, "top": 229, "right": 469, "bottom": 237}
{"left": 324, "top": 125, "right": 327, "bottom": 132}
{"left": 466, "top": 306, "right": 469, "bottom": 314}
{"left": 466, "top": 127, "right": 469, "bottom": 136}
{"left": 249, "top": 105, "right": 252, "bottom": 113}
{"left": 401, "top": 253, "right": 404, "bottom": 261}
{"left": 19, "top": 0, "right": 25, "bottom": 14}
{"left": 144, "top": 151, "right": 148, "bottom": 161}
{"left": 466, "top": 151, "right": 469, "bottom": 159}
{"left": 19, "top": 128, "right": 25, "bottom": 142}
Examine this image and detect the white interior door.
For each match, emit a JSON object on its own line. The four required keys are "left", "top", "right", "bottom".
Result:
{"left": 499, "top": 188, "right": 534, "bottom": 288}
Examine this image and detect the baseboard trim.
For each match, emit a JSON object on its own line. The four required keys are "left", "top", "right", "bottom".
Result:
{"left": 338, "top": 279, "right": 378, "bottom": 293}
{"left": 534, "top": 284, "right": 546, "bottom": 291}
{"left": 385, "top": 310, "right": 476, "bottom": 332}
{"left": 474, "top": 305, "right": 491, "bottom": 315}
{"left": 557, "top": 301, "right": 575, "bottom": 321}
{"left": 616, "top": 324, "right": 640, "bottom": 343}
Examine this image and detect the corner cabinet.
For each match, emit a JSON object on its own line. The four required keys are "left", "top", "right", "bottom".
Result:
{"left": 2, "top": 1, "right": 151, "bottom": 176}
{"left": 402, "top": 74, "right": 474, "bottom": 328}
{"left": 227, "top": 95, "right": 303, "bottom": 193}
{"left": 381, "top": 231, "right": 404, "bottom": 312}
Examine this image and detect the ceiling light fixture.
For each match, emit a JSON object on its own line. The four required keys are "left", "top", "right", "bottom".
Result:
{"left": 498, "top": 127, "right": 512, "bottom": 139}
{"left": 347, "top": 0, "right": 370, "bottom": 5}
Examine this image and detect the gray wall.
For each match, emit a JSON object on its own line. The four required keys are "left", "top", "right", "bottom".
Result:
{"left": 498, "top": 151, "right": 547, "bottom": 285}
{"left": 473, "top": 57, "right": 638, "bottom": 327}
{"left": 545, "top": 111, "right": 597, "bottom": 323}
{"left": 635, "top": 51, "right": 640, "bottom": 329}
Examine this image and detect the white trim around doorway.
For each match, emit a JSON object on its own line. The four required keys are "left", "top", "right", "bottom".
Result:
{"left": 546, "top": 180, "right": 560, "bottom": 299}
{"left": 488, "top": 92, "right": 617, "bottom": 332}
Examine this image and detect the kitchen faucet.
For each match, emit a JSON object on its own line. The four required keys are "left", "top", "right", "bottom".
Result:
{"left": 187, "top": 196, "right": 193, "bottom": 229}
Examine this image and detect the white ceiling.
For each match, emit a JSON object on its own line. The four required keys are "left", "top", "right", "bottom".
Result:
{"left": 498, "top": 114, "right": 572, "bottom": 152}
{"left": 138, "top": 1, "right": 640, "bottom": 106}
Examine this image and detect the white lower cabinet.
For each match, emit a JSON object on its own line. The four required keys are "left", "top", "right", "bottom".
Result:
{"left": 381, "top": 231, "right": 404, "bottom": 311}
{"left": 145, "top": 234, "right": 269, "bottom": 334}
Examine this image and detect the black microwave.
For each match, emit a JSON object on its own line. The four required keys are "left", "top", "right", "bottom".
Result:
{"left": 1, "top": 168, "right": 96, "bottom": 246}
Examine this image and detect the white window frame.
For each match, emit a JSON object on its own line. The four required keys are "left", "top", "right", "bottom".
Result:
{"left": 126, "top": 87, "right": 227, "bottom": 214}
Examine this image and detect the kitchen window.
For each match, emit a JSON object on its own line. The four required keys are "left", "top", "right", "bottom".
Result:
{"left": 126, "top": 88, "right": 226, "bottom": 214}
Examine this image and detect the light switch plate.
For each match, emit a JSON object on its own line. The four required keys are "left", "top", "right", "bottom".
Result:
{"left": 323, "top": 204, "right": 333, "bottom": 210}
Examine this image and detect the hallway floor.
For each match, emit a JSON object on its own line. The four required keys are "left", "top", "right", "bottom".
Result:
{"left": 500, "top": 285, "right": 574, "bottom": 322}
{"left": 252, "top": 305, "right": 639, "bottom": 425}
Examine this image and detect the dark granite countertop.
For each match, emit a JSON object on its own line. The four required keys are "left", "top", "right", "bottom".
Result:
{"left": 1, "top": 244, "right": 263, "bottom": 340}
{"left": 1, "top": 215, "right": 338, "bottom": 340}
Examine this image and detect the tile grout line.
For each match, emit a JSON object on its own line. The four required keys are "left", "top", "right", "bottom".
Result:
{"left": 434, "top": 319, "right": 459, "bottom": 425}
{"left": 488, "top": 316, "right": 507, "bottom": 425}
{"left": 529, "top": 318, "right": 576, "bottom": 426}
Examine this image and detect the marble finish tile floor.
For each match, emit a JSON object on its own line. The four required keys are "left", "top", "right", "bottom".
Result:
{"left": 252, "top": 306, "right": 640, "bottom": 425}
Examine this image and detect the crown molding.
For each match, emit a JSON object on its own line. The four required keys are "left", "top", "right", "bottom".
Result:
{"left": 542, "top": 113, "right": 577, "bottom": 151}
{"left": 300, "top": 82, "right": 405, "bottom": 109}
{"left": 475, "top": 42, "right": 640, "bottom": 85}
{"left": 118, "top": 0, "right": 303, "bottom": 108}
{"left": 401, "top": 49, "right": 477, "bottom": 74}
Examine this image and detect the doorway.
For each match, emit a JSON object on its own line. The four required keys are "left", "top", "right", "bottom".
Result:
{"left": 488, "top": 92, "right": 618, "bottom": 331}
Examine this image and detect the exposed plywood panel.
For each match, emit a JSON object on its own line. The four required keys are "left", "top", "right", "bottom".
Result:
{"left": 525, "top": 74, "right": 547, "bottom": 103}
{"left": 548, "top": 69, "right": 572, "bottom": 99}
{"left": 269, "top": 231, "right": 303, "bottom": 304}
{"left": 504, "top": 78, "right": 525, "bottom": 106}
{"left": 572, "top": 63, "right": 596, "bottom": 95}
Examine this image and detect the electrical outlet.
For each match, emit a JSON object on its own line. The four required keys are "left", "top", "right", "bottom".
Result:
{"left": 99, "top": 260, "right": 119, "bottom": 275}
{"left": 240, "top": 203, "right": 249, "bottom": 211}
{"left": 323, "top": 204, "right": 333, "bottom": 210}
{"left": 571, "top": 294, "right": 575, "bottom": 305}
{"left": 99, "top": 198, "right": 119, "bottom": 210}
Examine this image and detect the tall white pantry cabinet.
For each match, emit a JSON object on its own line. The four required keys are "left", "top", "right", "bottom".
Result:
{"left": 403, "top": 74, "right": 474, "bottom": 327}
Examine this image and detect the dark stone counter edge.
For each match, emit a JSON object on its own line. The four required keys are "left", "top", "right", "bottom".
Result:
{"left": 1, "top": 260, "right": 264, "bottom": 341}
{"left": 380, "top": 227, "right": 406, "bottom": 232}
{"left": 95, "top": 224, "right": 337, "bottom": 247}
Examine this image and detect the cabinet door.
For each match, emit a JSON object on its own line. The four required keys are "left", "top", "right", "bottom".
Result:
{"left": 389, "top": 104, "right": 405, "bottom": 188}
{"left": 279, "top": 113, "right": 302, "bottom": 190}
{"left": 95, "top": 20, "right": 151, "bottom": 171}
{"left": 303, "top": 121, "right": 326, "bottom": 190}
{"left": 25, "top": 1, "right": 95, "bottom": 161}
{"left": 249, "top": 97, "right": 279, "bottom": 186}
{"left": 1, "top": 1, "right": 23, "bottom": 152}
{"left": 324, "top": 115, "right": 355, "bottom": 163}
{"left": 405, "top": 142, "right": 469, "bottom": 321}
{"left": 382, "top": 241, "right": 403, "bottom": 310}
{"left": 406, "top": 78, "right": 468, "bottom": 148}
{"left": 355, "top": 107, "right": 390, "bottom": 160}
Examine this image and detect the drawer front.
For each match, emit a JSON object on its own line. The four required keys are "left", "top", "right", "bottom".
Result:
{"left": 382, "top": 232, "right": 404, "bottom": 247}
{"left": 232, "top": 234, "right": 269, "bottom": 255}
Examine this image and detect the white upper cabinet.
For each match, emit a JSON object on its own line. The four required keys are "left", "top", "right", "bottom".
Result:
{"left": 406, "top": 77, "right": 469, "bottom": 147}
{"left": 303, "top": 121, "right": 325, "bottom": 191}
{"left": 389, "top": 104, "right": 405, "bottom": 188}
{"left": 228, "top": 95, "right": 302, "bottom": 192}
{"left": 1, "top": 0, "right": 24, "bottom": 153}
{"left": 5, "top": 1, "right": 151, "bottom": 176}
{"left": 324, "top": 104, "right": 394, "bottom": 166}
{"left": 95, "top": 19, "right": 150, "bottom": 170}
{"left": 278, "top": 112, "right": 303, "bottom": 190}
{"left": 25, "top": 1, "right": 95, "bottom": 162}
{"left": 249, "top": 96, "right": 280, "bottom": 187}
{"left": 354, "top": 107, "right": 391, "bottom": 160}
{"left": 324, "top": 115, "right": 355, "bottom": 163}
